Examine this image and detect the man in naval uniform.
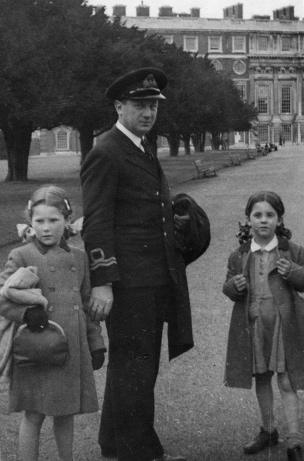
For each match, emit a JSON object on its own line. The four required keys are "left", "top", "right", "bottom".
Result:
{"left": 81, "top": 67, "right": 193, "bottom": 461}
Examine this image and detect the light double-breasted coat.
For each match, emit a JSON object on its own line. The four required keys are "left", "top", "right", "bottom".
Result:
{"left": 223, "top": 237, "right": 304, "bottom": 390}
{"left": 0, "top": 239, "right": 105, "bottom": 416}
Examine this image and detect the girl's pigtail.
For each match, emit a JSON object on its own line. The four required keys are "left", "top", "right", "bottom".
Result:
{"left": 236, "top": 221, "right": 252, "bottom": 245}
{"left": 276, "top": 221, "right": 292, "bottom": 240}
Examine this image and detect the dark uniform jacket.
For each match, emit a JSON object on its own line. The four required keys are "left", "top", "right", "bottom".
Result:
{"left": 80, "top": 126, "right": 193, "bottom": 359}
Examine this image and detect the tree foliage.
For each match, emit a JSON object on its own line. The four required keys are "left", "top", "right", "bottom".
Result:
{"left": 0, "top": 2, "right": 258, "bottom": 179}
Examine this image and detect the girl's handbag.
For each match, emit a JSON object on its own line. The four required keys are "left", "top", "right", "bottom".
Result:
{"left": 13, "top": 320, "right": 69, "bottom": 367}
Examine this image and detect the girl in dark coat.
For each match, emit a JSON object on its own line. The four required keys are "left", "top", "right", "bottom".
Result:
{"left": 223, "top": 191, "right": 304, "bottom": 461}
{"left": 0, "top": 186, "right": 106, "bottom": 461}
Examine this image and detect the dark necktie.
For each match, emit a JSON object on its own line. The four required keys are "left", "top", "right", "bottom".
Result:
{"left": 141, "top": 138, "right": 154, "bottom": 160}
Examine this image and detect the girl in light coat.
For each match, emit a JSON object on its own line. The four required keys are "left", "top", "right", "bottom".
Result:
{"left": 0, "top": 185, "right": 106, "bottom": 461}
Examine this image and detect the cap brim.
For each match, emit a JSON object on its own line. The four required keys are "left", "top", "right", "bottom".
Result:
{"left": 127, "top": 93, "right": 166, "bottom": 100}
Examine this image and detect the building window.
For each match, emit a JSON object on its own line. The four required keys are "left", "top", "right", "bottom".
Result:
{"left": 258, "top": 125, "right": 269, "bottom": 143}
{"left": 212, "top": 59, "right": 223, "bottom": 71}
{"left": 281, "top": 35, "right": 297, "bottom": 52}
{"left": 281, "top": 86, "right": 292, "bottom": 113}
{"left": 56, "top": 129, "right": 69, "bottom": 150}
{"left": 257, "top": 85, "right": 269, "bottom": 113}
{"left": 208, "top": 36, "right": 222, "bottom": 52}
{"left": 232, "top": 36, "right": 246, "bottom": 52}
{"left": 257, "top": 35, "right": 269, "bottom": 51}
{"left": 233, "top": 60, "right": 246, "bottom": 75}
{"left": 163, "top": 35, "right": 174, "bottom": 45}
{"left": 183, "top": 36, "right": 198, "bottom": 52}
{"left": 282, "top": 124, "right": 292, "bottom": 142}
{"left": 234, "top": 81, "right": 247, "bottom": 101}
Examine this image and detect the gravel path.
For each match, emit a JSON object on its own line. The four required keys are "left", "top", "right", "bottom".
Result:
{"left": 1, "top": 146, "right": 303, "bottom": 460}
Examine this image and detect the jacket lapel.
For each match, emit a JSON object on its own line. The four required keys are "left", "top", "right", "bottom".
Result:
{"left": 112, "top": 126, "right": 160, "bottom": 179}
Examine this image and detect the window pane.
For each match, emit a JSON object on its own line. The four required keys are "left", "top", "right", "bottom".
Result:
{"left": 184, "top": 36, "right": 197, "bottom": 51}
{"left": 56, "top": 130, "right": 68, "bottom": 150}
{"left": 281, "top": 86, "right": 291, "bottom": 113}
{"left": 233, "top": 36, "right": 245, "bottom": 51}
{"left": 258, "top": 125, "right": 269, "bottom": 143}
{"left": 282, "top": 124, "right": 291, "bottom": 141}
{"left": 209, "top": 36, "right": 221, "bottom": 50}
{"left": 257, "top": 36, "right": 268, "bottom": 51}
{"left": 281, "top": 36, "right": 297, "bottom": 51}
{"left": 257, "top": 86, "right": 268, "bottom": 113}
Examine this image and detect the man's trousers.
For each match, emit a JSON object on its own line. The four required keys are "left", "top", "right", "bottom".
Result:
{"left": 99, "top": 285, "right": 172, "bottom": 461}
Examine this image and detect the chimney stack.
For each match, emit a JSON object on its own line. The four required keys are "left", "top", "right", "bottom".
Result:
{"left": 112, "top": 4, "right": 126, "bottom": 17}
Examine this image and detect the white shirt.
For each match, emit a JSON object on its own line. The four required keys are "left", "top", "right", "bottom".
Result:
{"left": 250, "top": 235, "right": 278, "bottom": 253}
{"left": 116, "top": 121, "right": 144, "bottom": 152}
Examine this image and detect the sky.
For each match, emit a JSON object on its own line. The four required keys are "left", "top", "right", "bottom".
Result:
{"left": 88, "top": 0, "right": 304, "bottom": 19}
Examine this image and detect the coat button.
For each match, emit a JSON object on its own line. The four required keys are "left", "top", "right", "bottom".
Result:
{"left": 49, "top": 266, "right": 56, "bottom": 272}
{"left": 162, "top": 217, "right": 166, "bottom": 222}
{"left": 161, "top": 202, "right": 165, "bottom": 208}
{"left": 73, "top": 305, "right": 79, "bottom": 311}
{"left": 48, "top": 305, "right": 54, "bottom": 312}
{"left": 70, "top": 266, "right": 76, "bottom": 272}
{"left": 163, "top": 232, "right": 167, "bottom": 237}
{"left": 156, "top": 191, "right": 160, "bottom": 196}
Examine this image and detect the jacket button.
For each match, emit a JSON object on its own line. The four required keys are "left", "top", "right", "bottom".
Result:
{"left": 156, "top": 191, "right": 160, "bottom": 196}
{"left": 70, "top": 266, "right": 76, "bottom": 272}
{"left": 49, "top": 266, "right": 56, "bottom": 272}
{"left": 161, "top": 202, "right": 165, "bottom": 207}
{"left": 163, "top": 232, "right": 167, "bottom": 237}
{"left": 162, "top": 217, "right": 166, "bottom": 222}
{"left": 73, "top": 305, "right": 79, "bottom": 311}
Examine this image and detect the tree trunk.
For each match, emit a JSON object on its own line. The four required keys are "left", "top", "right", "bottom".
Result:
{"left": 182, "top": 134, "right": 191, "bottom": 155}
{"left": 167, "top": 133, "right": 180, "bottom": 157}
{"left": 191, "top": 132, "right": 205, "bottom": 152}
{"left": 79, "top": 125, "right": 94, "bottom": 163}
{"left": 3, "top": 122, "right": 32, "bottom": 181}
{"left": 211, "top": 131, "right": 221, "bottom": 150}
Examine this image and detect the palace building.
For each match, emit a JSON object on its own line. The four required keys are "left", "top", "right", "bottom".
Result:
{"left": 110, "top": 3, "right": 304, "bottom": 146}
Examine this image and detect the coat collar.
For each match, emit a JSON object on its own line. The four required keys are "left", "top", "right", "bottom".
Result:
{"left": 239, "top": 236, "right": 289, "bottom": 254}
{"left": 111, "top": 126, "right": 160, "bottom": 179}
{"left": 32, "top": 237, "right": 71, "bottom": 254}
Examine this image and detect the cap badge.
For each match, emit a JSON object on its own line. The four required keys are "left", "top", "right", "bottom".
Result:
{"left": 142, "top": 74, "right": 158, "bottom": 89}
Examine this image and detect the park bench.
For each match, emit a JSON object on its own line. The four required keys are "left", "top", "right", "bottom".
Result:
{"left": 229, "top": 154, "right": 241, "bottom": 166}
{"left": 193, "top": 160, "right": 217, "bottom": 179}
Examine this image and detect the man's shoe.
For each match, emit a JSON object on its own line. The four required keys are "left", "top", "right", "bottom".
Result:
{"left": 243, "top": 427, "right": 279, "bottom": 454}
{"left": 287, "top": 446, "right": 304, "bottom": 461}
{"left": 152, "top": 454, "right": 187, "bottom": 461}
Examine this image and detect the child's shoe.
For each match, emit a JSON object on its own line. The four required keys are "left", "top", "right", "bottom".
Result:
{"left": 287, "top": 446, "right": 303, "bottom": 461}
{"left": 243, "top": 427, "right": 279, "bottom": 454}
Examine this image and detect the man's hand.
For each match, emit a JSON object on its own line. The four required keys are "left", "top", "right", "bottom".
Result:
{"left": 233, "top": 274, "right": 247, "bottom": 292}
{"left": 276, "top": 257, "right": 291, "bottom": 277}
{"left": 89, "top": 285, "right": 113, "bottom": 321}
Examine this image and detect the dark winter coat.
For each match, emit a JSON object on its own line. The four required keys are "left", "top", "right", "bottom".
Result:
{"left": 81, "top": 126, "right": 194, "bottom": 359}
{"left": 223, "top": 237, "right": 304, "bottom": 390}
{"left": 0, "top": 240, "right": 105, "bottom": 415}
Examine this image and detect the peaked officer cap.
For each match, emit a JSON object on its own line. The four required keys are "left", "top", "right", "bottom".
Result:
{"left": 105, "top": 67, "right": 167, "bottom": 101}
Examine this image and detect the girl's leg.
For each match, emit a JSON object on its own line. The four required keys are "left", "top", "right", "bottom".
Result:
{"left": 277, "top": 372, "right": 301, "bottom": 448}
{"left": 255, "top": 371, "right": 275, "bottom": 431}
{"left": 244, "top": 372, "right": 278, "bottom": 454}
{"left": 19, "top": 411, "right": 45, "bottom": 461}
{"left": 53, "top": 415, "right": 74, "bottom": 461}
